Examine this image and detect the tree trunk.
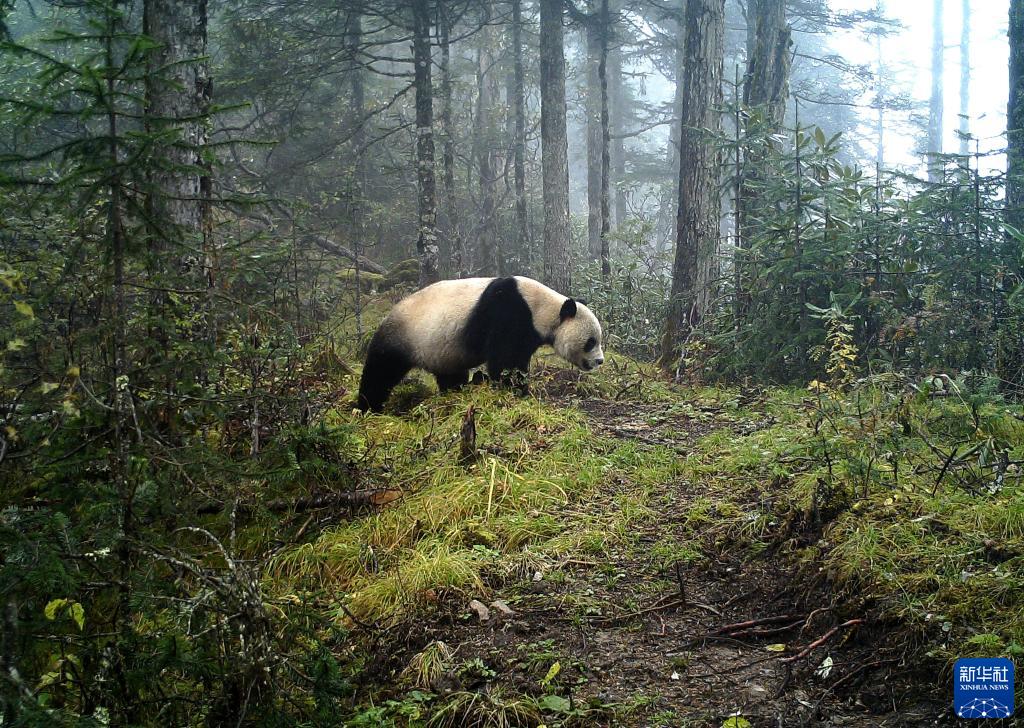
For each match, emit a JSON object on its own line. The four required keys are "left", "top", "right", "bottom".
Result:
{"left": 598, "top": 0, "right": 611, "bottom": 277}
{"left": 144, "top": 0, "right": 210, "bottom": 242}
{"left": 656, "top": 0, "right": 686, "bottom": 258}
{"left": 742, "top": 0, "right": 791, "bottom": 123}
{"left": 660, "top": 0, "right": 724, "bottom": 373}
{"left": 608, "top": 33, "right": 626, "bottom": 228}
{"left": 1003, "top": 0, "right": 1024, "bottom": 388}
{"left": 737, "top": 0, "right": 790, "bottom": 321}
{"left": 928, "top": 0, "right": 944, "bottom": 183}
{"left": 1009, "top": 0, "right": 1024, "bottom": 234}
{"left": 958, "top": 0, "right": 971, "bottom": 158}
{"left": 586, "top": 21, "right": 602, "bottom": 260}
{"left": 875, "top": 5, "right": 885, "bottom": 170}
{"left": 348, "top": 14, "right": 366, "bottom": 340}
{"left": 439, "top": 1, "right": 466, "bottom": 277}
{"left": 474, "top": 12, "right": 500, "bottom": 276}
{"left": 539, "top": 0, "right": 572, "bottom": 293}
{"left": 412, "top": 0, "right": 440, "bottom": 286}
{"left": 510, "top": 0, "right": 530, "bottom": 272}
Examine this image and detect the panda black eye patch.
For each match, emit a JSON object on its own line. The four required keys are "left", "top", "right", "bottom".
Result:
{"left": 584, "top": 337, "right": 597, "bottom": 352}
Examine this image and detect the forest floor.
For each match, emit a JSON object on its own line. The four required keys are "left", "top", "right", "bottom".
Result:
{"left": 364, "top": 376, "right": 944, "bottom": 727}
{"left": 269, "top": 353, "right": 1023, "bottom": 727}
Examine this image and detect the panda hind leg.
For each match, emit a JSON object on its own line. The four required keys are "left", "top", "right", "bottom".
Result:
{"left": 435, "top": 370, "right": 469, "bottom": 393}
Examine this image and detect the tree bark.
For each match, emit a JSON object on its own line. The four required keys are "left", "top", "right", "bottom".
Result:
{"left": 539, "top": 0, "right": 572, "bottom": 293}
{"left": 658, "top": 0, "right": 686, "bottom": 258}
{"left": 474, "top": 11, "right": 500, "bottom": 276}
{"left": 958, "top": 0, "right": 971, "bottom": 158}
{"left": 608, "top": 32, "right": 626, "bottom": 228}
{"left": 1003, "top": 0, "right": 1024, "bottom": 388}
{"left": 348, "top": 14, "right": 366, "bottom": 339}
{"left": 928, "top": 0, "right": 944, "bottom": 183}
{"left": 742, "top": 0, "right": 791, "bottom": 125}
{"left": 737, "top": 0, "right": 790, "bottom": 321}
{"left": 875, "top": 5, "right": 885, "bottom": 170}
{"left": 412, "top": 0, "right": 440, "bottom": 286}
{"left": 439, "top": 1, "right": 466, "bottom": 277}
{"left": 1008, "top": 0, "right": 1024, "bottom": 233}
{"left": 598, "top": 0, "right": 611, "bottom": 277}
{"left": 144, "top": 0, "right": 210, "bottom": 242}
{"left": 510, "top": 0, "right": 530, "bottom": 272}
{"left": 660, "top": 0, "right": 724, "bottom": 373}
{"left": 586, "top": 21, "right": 602, "bottom": 260}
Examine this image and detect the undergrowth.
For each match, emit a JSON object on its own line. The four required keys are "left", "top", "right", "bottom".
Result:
{"left": 265, "top": 352, "right": 1022, "bottom": 723}
{"left": 676, "top": 376, "right": 1024, "bottom": 679}
{"left": 270, "top": 358, "right": 683, "bottom": 627}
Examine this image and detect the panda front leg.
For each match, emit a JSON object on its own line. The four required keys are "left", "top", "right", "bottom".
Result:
{"left": 357, "top": 335, "right": 412, "bottom": 412}
{"left": 435, "top": 370, "right": 469, "bottom": 392}
{"left": 486, "top": 350, "right": 533, "bottom": 395}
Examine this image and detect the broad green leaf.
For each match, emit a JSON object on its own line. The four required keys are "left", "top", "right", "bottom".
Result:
{"left": 70, "top": 602, "right": 85, "bottom": 631}
{"left": 44, "top": 599, "right": 69, "bottom": 621}
{"left": 537, "top": 694, "right": 571, "bottom": 714}
{"left": 13, "top": 300, "right": 33, "bottom": 319}
{"left": 764, "top": 643, "right": 787, "bottom": 652}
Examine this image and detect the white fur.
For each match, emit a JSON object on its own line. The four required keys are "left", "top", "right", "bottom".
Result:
{"left": 513, "top": 278, "right": 604, "bottom": 369}
{"left": 384, "top": 276, "right": 603, "bottom": 373}
{"left": 386, "top": 277, "right": 491, "bottom": 372}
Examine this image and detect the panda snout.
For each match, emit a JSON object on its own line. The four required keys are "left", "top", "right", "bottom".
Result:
{"left": 594, "top": 357, "right": 604, "bottom": 367}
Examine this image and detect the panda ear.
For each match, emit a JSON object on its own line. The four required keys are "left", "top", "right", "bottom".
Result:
{"left": 559, "top": 298, "right": 577, "bottom": 321}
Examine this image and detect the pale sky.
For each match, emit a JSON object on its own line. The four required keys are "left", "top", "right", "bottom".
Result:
{"left": 829, "top": 0, "right": 1009, "bottom": 176}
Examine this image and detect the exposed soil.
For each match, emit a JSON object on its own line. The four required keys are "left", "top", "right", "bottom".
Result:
{"left": 365, "top": 376, "right": 970, "bottom": 727}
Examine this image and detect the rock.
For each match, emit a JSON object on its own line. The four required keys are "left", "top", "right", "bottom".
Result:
{"left": 490, "top": 599, "right": 514, "bottom": 621}
{"left": 468, "top": 599, "right": 490, "bottom": 623}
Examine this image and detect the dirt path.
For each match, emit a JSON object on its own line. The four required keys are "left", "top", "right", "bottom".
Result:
{"left": 399, "top": 389, "right": 953, "bottom": 727}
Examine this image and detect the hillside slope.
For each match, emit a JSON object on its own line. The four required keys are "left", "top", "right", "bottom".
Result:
{"left": 264, "top": 355, "right": 1024, "bottom": 726}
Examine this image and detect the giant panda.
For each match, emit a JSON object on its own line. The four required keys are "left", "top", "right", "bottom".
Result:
{"left": 356, "top": 276, "right": 605, "bottom": 412}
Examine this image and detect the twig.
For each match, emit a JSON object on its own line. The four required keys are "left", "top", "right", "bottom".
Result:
{"left": 781, "top": 618, "right": 864, "bottom": 664}
{"left": 718, "top": 618, "right": 806, "bottom": 640}
{"left": 800, "top": 606, "right": 831, "bottom": 637}
{"left": 591, "top": 598, "right": 685, "bottom": 625}
{"left": 337, "top": 601, "right": 379, "bottom": 632}
{"left": 711, "top": 614, "right": 806, "bottom": 635}
{"left": 674, "top": 561, "right": 686, "bottom": 604}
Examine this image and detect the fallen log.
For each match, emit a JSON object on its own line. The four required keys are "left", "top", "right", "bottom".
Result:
{"left": 303, "top": 234, "right": 387, "bottom": 275}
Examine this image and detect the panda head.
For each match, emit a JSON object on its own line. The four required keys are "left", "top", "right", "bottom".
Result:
{"left": 553, "top": 298, "right": 604, "bottom": 371}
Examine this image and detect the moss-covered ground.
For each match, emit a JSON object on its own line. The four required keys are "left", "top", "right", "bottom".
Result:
{"left": 260, "top": 343, "right": 1023, "bottom": 726}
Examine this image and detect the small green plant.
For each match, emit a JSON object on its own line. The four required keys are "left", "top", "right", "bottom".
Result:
{"left": 808, "top": 294, "right": 860, "bottom": 389}
{"left": 428, "top": 688, "right": 540, "bottom": 728}
{"left": 403, "top": 641, "right": 454, "bottom": 690}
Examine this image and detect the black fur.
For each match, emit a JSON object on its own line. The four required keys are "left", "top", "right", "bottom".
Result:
{"left": 462, "top": 277, "right": 546, "bottom": 383}
{"left": 357, "top": 277, "right": 555, "bottom": 412}
{"left": 435, "top": 371, "right": 468, "bottom": 392}
{"left": 357, "top": 320, "right": 413, "bottom": 412}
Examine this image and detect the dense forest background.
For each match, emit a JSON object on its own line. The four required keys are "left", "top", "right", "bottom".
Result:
{"left": 2, "top": 0, "right": 1024, "bottom": 724}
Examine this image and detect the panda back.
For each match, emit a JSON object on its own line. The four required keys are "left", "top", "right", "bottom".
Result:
{"left": 388, "top": 277, "right": 492, "bottom": 372}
